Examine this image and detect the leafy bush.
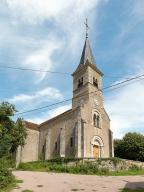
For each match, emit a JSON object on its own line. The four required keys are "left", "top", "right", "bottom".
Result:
{"left": 18, "top": 160, "right": 110, "bottom": 175}
{"left": 46, "top": 157, "right": 83, "bottom": 164}
{"left": 114, "top": 132, "right": 144, "bottom": 162}
{"left": 0, "top": 158, "right": 15, "bottom": 189}
{"left": 18, "top": 157, "right": 144, "bottom": 176}
{"left": 0, "top": 102, "right": 27, "bottom": 157}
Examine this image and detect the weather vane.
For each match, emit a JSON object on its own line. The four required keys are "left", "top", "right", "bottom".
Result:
{"left": 84, "top": 18, "right": 90, "bottom": 38}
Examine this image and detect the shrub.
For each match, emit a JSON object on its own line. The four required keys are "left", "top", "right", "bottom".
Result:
{"left": 18, "top": 157, "right": 144, "bottom": 176}
{"left": 46, "top": 157, "right": 82, "bottom": 164}
{"left": 0, "top": 158, "right": 15, "bottom": 189}
{"left": 114, "top": 132, "right": 144, "bottom": 162}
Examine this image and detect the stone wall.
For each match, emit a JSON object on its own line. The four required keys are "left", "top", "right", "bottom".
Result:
{"left": 39, "top": 108, "right": 80, "bottom": 159}
{"left": 65, "top": 158, "right": 144, "bottom": 171}
{"left": 16, "top": 127, "right": 39, "bottom": 166}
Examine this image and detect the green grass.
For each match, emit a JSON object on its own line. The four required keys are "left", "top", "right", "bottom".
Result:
{"left": 120, "top": 188, "right": 144, "bottom": 192}
{"left": 18, "top": 160, "right": 144, "bottom": 176}
{"left": 22, "top": 190, "right": 33, "bottom": 192}
{"left": 0, "top": 179, "right": 24, "bottom": 192}
{"left": 0, "top": 180, "right": 17, "bottom": 192}
{"left": 108, "top": 169, "right": 144, "bottom": 176}
{"left": 17, "top": 179, "right": 23, "bottom": 183}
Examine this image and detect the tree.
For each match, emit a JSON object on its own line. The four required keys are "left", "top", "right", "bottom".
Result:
{"left": 0, "top": 102, "right": 27, "bottom": 157}
{"left": 114, "top": 132, "right": 144, "bottom": 162}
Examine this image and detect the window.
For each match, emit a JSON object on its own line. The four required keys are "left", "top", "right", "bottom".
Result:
{"left": 93, "top": 113, "right": 100, "bottom": 128}
{"left": 55, "top": 142, "right": 57, "bottom": 151}
{"left": 42, "top": 140, "right": 46, "bottom": 160}
{"left": 93, "top": 114, "right": 97, "bottom": 127}
{"left": 42, "top": 145, "right": 45, "bottom": 159}
{"left": 97, "top": 115, "right": 100, "bottom": 128}
{"left": 78, "top": 77, "right": 83, "bottom": 88}
{"left": 70, "top": 137, "right": 74, "bottom": 147}
{"left": 93, "top": 77, "right": 98, "bottom": 88}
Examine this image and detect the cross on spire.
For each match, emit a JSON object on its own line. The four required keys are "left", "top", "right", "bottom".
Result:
{"left": 84, "top": 18, "right": 90, "bottom": 38}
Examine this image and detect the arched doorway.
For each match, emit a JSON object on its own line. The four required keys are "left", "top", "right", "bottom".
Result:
{"left": 91, "top": 136, "right": 104, "bottom": 158}
{"left": 93, "top": 145, "right": 100, "bottom": 158}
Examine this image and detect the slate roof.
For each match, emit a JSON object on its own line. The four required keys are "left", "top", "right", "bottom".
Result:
{"left": 73, "top": 37, "right": 103, "bottom": 76}
{"left": 79, "top": 37, "right": 96, "bottom": 66}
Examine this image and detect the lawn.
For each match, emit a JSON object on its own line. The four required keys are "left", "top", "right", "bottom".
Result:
{"left": 120, "top": 188, "right": 144, "bottom": 192}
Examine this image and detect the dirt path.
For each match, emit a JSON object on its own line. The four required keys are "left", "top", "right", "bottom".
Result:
{"left": 12, "top": 171, "right": 144, "bottom": 192}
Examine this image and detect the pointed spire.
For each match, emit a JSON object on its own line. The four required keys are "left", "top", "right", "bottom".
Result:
{"left": 79, "top": 18, "right": 96, "bottom": 66}
{"left": 72, "top": 19, "right": 102, "bottom": 76}
{"left": 79, "top": 37, "right": 96, "bottom": 65}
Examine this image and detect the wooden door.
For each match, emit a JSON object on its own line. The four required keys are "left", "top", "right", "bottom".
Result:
{"left": 93, "top": 145, "right": 99, "bottom": 158}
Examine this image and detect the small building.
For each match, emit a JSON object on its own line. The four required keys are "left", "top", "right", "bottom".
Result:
{"left": 17, "top": 33, "right": 113, "bottom": 163}
{"left": 16, "top": 121, "right": 39, "bottom": 164}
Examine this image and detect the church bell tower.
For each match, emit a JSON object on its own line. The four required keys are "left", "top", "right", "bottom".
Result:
{"left": 72, "top": 21, "right": 103, "bottom": 110}
{"left": 72, "top": 19, "right": 113, "bottom": 158}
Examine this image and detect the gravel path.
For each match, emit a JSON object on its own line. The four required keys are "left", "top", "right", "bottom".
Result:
{"left": 12, "top": 171, "right": 144, "bottom": 192}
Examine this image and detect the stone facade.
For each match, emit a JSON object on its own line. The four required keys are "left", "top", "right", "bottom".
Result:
{"left": 17, "top": 35, "right": 113, "bottom": 163}
{"left": 39, "top": 108, "right": 80, "bottom": 159}
{"left": 16, "top": 122, "right": 39, "bottom": 164}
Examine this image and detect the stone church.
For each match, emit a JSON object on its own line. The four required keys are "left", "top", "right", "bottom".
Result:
{"left": 17, "top": 33, "right": 113, "bottom": 163}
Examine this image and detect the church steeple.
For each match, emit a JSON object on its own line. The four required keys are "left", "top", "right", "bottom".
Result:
{"left": 79, "top": 37, "right": 96, "bottom": 66}
{"left": 78, "top": 18, "right": 96, "bottom": 67}
{"left": 72, "top": 19, "right": 103, "bottom": 76}
{"left": 73, "top": 34, "right": 103, "bottom": 77}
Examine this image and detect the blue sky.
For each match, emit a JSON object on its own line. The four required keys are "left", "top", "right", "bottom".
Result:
{"left": 0, "top": 0, "right": 144, "bottom": 138}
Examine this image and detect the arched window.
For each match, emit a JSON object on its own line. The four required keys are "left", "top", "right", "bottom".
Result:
{"left": 55, "top": 141, "right": 57, "bottom": 151}
{"left": 42, "top": 140, "right": 46, "bottom": 160}
{"left": 70, "top": 137, "right": 74, "bottom": 147}
{"left": 93, "top": 114, "right": 97, "bottom": 127}
{"left": 97, "top": 115, "right": 100, "bottom": 128}
{"left": 78, "top": 77, "right": 83, "bottom": 88}
{"left": 93, "top": 113, "right": 100, "bottom": 128}
{"left": 93, "top": 77, "right": 98, "bottom": 88}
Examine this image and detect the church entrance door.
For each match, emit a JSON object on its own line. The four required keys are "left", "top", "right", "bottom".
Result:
{"left": 93, "top": 145, "right": 99, "bottom": 158}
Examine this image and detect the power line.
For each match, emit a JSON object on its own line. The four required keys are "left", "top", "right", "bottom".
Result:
{"left": 0, "top": 65, "right": 70, "bottom": 75}
{"left": 23, "top": 77, "right": 144, "bottom": 117}
{"left": 102, "top": 74, "right": 144, "bottom": 90}
{"left": 103, "top": 75, "right": 131, "bottom": 79}
{"left": 0, "top": 64, "right": 133, "bottom": 79}
{"left": 12, "top": 77, "right": 144, "bottom": 117}
{"left": 14, "top": 73, "right": 144, "bottom": 116}
{"left": 103, "top": 77, "right": 144, "bottom": 94}
{"left": 16, "top": 99, "right": 71, "bottom": 115}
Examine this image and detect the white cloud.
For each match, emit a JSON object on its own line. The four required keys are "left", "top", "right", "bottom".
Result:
{"left": 102, "top": 1, "right": 144, "bottom": 139}
{"left": 8, "top": 87, "right": 63, "bottom": 103}
{"left": 6, "top": 0, "right": 101, "bottom": 24}
{"left": 106, "top": 80, "right": 144, "bottom": 139}
{"left": 0, "top": 0, "right": 110, "bottom": 82}
{"left": 27, "top": 104, "right": 71, "bottom": 124}
{"left": 6, "top": 0, "right": 72, "bottom": 24}
{"left": 3, "top": 0, "right": 108, "bottom": 82}
{"left": 24, "top": 39, "right": 62, "bottom": 81}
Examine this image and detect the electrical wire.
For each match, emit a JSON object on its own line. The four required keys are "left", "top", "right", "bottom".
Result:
{"left": 0, "top": 65, "right": 70, "bottom": 75}
{"left": 14, "top": 73, "right": 144, "bottom": 116}
{"left": 0, "top": 64, "right": 134, "bottom": 79}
